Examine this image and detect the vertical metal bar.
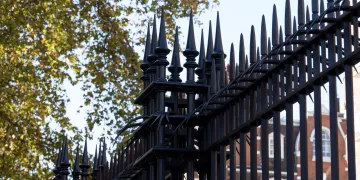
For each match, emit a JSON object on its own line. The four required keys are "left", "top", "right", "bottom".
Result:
{"left": 239, "top": 97, "right": 246, "bottom": 180}
{"left": 261, "top": 80, "right": 269, "bottom": 180}
{"left": 210, "top": 150, "right": 218, "bottom": 180}
{"left": 219, "top": 145, "right": 226, "bottom": 180}
{"left": 335, "top": 5, "right": 342, "bottom": 63}
{"left": 352, "top": 0, "right": 359, "bottom": 49}
{"left": 306, "top": 6, "right": 312, "bottom": 80}
{"left": 149, "top": 161, "right": 155, "bottom": 180}
{"left": 343, "top": 4, "right": 356, "bottom": 178}
{"left": 314, "top": 49, "right": 323, "bottom": 180}
{"left": 298, "top": 2, "right": 308, "bottom": 179}
{"left": 272, "top": 68, "right": 281, "bottom": 180}
{"left": 299, "top": 54, "right": 308, "bottom": 180}
{"left": 311, "top": 2, "right": 323, "bottom": 180}
{"left": 249, "top": 25, "right": 257, "bottom": 180}
{"left": 228, "top": 44, "right": 236, "bottom": 180}
{"left": 325, "top": 4, "right": 340, "bottom": 179}
{"left": 284, "top": 1, "right": 294, "bottom": 178}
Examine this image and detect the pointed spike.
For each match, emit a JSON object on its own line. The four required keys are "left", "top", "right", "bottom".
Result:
{"left": 198, "top": 29, "right": 205, "bottom": 69}
{"left": 210, "top": 59, "right": 217, "bottom": 95}
{"left": 250, "top": 26, "right": 256, "bottom": 64}
{"left": 320, "top": 0, "right": 325, "bottom": 28}
{"left": 195, "top": 29, "right": 206, "bottom": 84}
{"left": 320, "top": 0, "right": 325, "bottom": 14}
{"left": 141, "top": 23, "right": 151, "bottom": 70}
{"left": 157, "top": 7, "right": 168, "bottom": 49}
{"left": 261, "top": 15, "right": 267, "bottom": 55}
{"left": 213, "top": 12, "right": 224, "bottom": 55}
{"left": 245, "top": 55, "right": 249, "bottom": 69}
{"left": 73, "top": 147, "right": 81, "bottom": 173}
{"left": 225, "top": 69, "right": 228, "bottom": 85}
{"left": 150, "top": 14, "right": 157, "bottom": 55}
{"left": 109, "top": 155, "right": 114, "bottom": 179}
{"left": 206, "top": 21, "right": 214, "bottom": 62}
{"left": 268, "top": 37, "right": 272, "bottom": 54}
{"left": 185, "top": 9, "right": 197, "bottom": 51}
{"left": 93, "top": 145, "right": 98, "bottom": 170}
{"left": 113, "top": 152, "right": 118, "bottom": 177}
{"left": 229, "top": 43, "right": 236, "bottom": 81}
{"left": 61, "top": 136, "right": 70, "bottom": 165}
{"left": 239, "top": 34, "right": 245, "bottom": 73}
{"left": 168, "top": 26, "right": 183, "bottom": 82}
{"left": 272, "top": 5, "right": 279, "bottom": 46}
{"left": 293, "top": 16, "right": 297, "bottom": 35}
{"left": 279, "top": 26, "right": 284, "bottom": 44}
{"left": 81, "top": 138, "right": 89, "bottom": 166}
{"left": 236, "top": 64, "right": 239, "bottom": 76}
{"left": 56, "top": 146, "right": 62, "bottom": 168}
{"left": 312, "top": 0, "right": 319, "bottom": 14}
{"left": 285, "top": 0, "right": 292, "bottom": 36}
{"left": 298, "top": 0, "right": 305, "bottom": 25}
{"left": 97, "top": 141, "right": 102, "bottom": 168}
{"left": 306, "top": 6, "right": 311, "bottom": 23}
{"left": 102, "top": 139, "right": 107, "bottom": 168}
{"left": 257, "top": 47, "right": 261, "bottom": 63}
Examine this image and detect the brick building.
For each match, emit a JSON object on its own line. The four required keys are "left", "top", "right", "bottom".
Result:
{"left": 222, "top": 65, "right": 350, "bottom": 180}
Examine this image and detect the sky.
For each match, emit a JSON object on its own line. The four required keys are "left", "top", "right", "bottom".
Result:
{"left": 61, "top": 0, "right": 360, "bottom": 158}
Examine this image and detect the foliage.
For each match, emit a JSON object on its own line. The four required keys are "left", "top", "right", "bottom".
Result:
{"left": 0, "top": 0, "right": 218, "bottom": 179}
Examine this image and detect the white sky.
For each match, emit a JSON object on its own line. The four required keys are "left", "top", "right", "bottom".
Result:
{"left": 62, "top": 0, "right": 360, "bottom": 157}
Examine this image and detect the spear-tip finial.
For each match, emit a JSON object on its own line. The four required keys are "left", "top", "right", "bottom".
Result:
{"left": 156, "top": 7, "right": 169, "bottom": 52}
{"left": 168, "top": 26, "right": 183, "bottom": 82}
{"left": 245, "top": 55, "right": 249, "bottom": 69}
{"left": 101, "top": 139, "right": 107, "bottom": 168}
{"left": 239, "top": 33, "right": 245, "bottom": 73}
{"left": 229, "top": 43, "right": 236, "bottom": 81}
{"left": 293, "top": 16, "right": 297, "bottom": 35}
{"left": 268, "top": 37, "right": 271, "bottom": 54}
{"left": 56, "top": 145, "right": 62, "bottom": 168}
{"left": 81, "top": 138, "right": 89, "bottom": 167}
{"left": 73, "top": 147, "right": 81, "bottom": 174}
{"left": 250, "top": 25, "right": 257, "bottom": 64}
{"left": 285, "top": 0, "right": 292, "bottom": 36}
{"left": 306, "top": 5, "right": 310, "bottom": 23}
{"left": 272, "top": 4, "right": 279, "bottom": 46}
{"left": 195, "top": 29, "right": 206, "bottom": 83}
{"left": 93, "top": 144, "right": 98, "bottom": 170}
{"left": 213, "top": 11, "right": 224, "bottom": 56}
{"left": 97, "top": 140, "right": 102, "bottom": 168}
{"left": 261, "top": 15, "right": 267, "bottom": 55}
{"left": 312, "top": 0, "right": 319, "bottom": 14}
{"left": 141, "top": 23, "right": 151, "bottom": 70}
{"left": 279, "top": 26, "right": 284, "bottom": 44}
{"left": 150, "top": 14, "right": 157, "bottom": 56}
{"left": 298, "top": 0, "right": 305, "bottom": 25}
{"left": 185, "top": 9, "right": 197, "bottom": 52}
{"left": 61, "top": 135, "right": 70, "bottom": 166}
{"left": 205, "top": 21, "right": 214, "bottom": 63}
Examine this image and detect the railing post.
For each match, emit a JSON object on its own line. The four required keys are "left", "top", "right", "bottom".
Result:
{"left": 183, "top": 9, "right": 199, "bottom": 180}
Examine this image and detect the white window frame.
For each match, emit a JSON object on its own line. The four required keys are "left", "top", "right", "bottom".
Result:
{"left": 309, "top": 127, "right": 331, "bottom": 162}
{"left": 268, "top": 132, "right": 285, "bottom": 159}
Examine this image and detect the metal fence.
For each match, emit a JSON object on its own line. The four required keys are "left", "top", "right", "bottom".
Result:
{"left": 53, "top": 0, "right": 360, "bottom": 179}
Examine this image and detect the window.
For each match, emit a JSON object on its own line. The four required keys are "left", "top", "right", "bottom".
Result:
{"left": 268, "top": 132, "right": 285, "bottom": 159}
{"left": 310, "top": 128, "right": 331, "bottom": 161}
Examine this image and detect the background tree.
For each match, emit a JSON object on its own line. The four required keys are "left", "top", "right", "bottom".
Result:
{"left": 0, "top": 0, "right": 218, "bottom": 179}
